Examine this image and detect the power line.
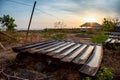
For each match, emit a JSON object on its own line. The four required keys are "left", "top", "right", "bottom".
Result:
{"left": 6, "top": 0, "right": 32, "bottom": 6}
{"left": 35, "top": 8, "right": 59, "bottom": 20}
{"left": 5, "top": 0, "right": 62, "bottom": 21}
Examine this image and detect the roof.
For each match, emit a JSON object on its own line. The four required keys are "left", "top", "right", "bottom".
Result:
{"left": 81, "top": 22, "right": 102, "bottom": 27}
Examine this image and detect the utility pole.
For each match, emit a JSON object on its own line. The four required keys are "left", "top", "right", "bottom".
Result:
{"left": 26, "top": 1, "right": 36, "bottom": 40}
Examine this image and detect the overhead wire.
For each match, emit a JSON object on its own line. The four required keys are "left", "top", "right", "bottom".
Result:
{"left": 5, "top": 0, "right": 63, "bottom": 21}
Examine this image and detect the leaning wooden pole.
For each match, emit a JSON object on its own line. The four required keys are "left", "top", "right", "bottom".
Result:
{"left": 0, "top": 42, "right": 6, "bottom": 50}
{"left": 26, "top": 1, "right": 36, "bottom": 40}
{"left": 0, "top": 31, "right": 17, "bottom": 41}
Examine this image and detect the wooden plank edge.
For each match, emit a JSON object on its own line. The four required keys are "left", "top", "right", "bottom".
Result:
{"left": 79, "top": 65, "right": 99, "bottom": 76}
{"left": 79, "top": 45, "right": 103, "bottom": 76}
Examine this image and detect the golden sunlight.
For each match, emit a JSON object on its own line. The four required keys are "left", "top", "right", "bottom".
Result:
{"left": 86, "top": 17, "right": 98, "bottom": 22}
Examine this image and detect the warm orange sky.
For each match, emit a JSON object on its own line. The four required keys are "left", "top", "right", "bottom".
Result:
{"left": 1, "top": 0, "right": 120, "bottom": 30}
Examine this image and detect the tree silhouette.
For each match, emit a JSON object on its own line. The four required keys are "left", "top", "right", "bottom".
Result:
{"left": 54, "top": 21, "right": 66, "bottom": 29}
{"left": 102, "top": 17, "right": 120, "bottom": 31}
{"left": 0, "top": 15, "right": 17, "bottom": 31}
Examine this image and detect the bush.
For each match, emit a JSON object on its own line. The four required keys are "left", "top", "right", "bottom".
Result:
{"left": 91, "top": 32, "right": 108, "bottom": 44}
{"left": 102, "top": 18, "right": 117, "bottom": 31}
{"left": 95, "top": 67, "right": 115, "bottom": 80}
{"left": 82, "top": 67, "right": 115, "bottom": 80}
{"left": 82, "top": 77, "right": 92, "bottom": 80}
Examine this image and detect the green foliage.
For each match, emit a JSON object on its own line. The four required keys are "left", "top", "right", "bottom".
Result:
{"left": 41, "top": 30, "right": 67, "bottom": 40}
{"left": 82, "top": 77, "right": 92, "bottom": 80}
{"left": 108, "top": 43, "right": 120, "bottom": 50}
{"left": 102, "top": 18, "right": 118, "bottom": 31}
{"left": 114, "top": 45, "right": 120, "bottom": 50}
{"left": 42, "top": 32, "right": 51, "bottom": 38}
{"left": 91, "top": 32, "right": 108, "bottom": 44}
{"left": 118, "top": 37, "right": 120, "bottom": 40}
{"left": 95, "top": 67, "right": 115, "bottom": 80}
{"left": 82, "top": 67, "right": 115, "bottom": 80}
{"left": 0, "top": 15, "right": 17, "bottom": 32}
{"left": 51, "top": 33, "right": 67, "bottom": 40}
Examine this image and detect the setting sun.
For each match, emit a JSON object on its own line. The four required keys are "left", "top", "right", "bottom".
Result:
{"left": 86, "top": 17, "right": 98, "bottom": 22}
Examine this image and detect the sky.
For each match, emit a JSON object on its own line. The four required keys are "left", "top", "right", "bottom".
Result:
{"left": 0, "top": 0, "right": 120, "bottom": 30}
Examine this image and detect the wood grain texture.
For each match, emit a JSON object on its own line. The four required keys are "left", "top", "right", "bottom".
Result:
{"left": 12, "top": 40, "right": 103, "bottom": 76}
{"left": 79, "top": 45, "right": 103, "bottom": 76}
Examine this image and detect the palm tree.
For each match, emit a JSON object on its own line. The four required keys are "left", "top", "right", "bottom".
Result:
{"left": 0, "top": 15, "right": 17, "bottom": 31}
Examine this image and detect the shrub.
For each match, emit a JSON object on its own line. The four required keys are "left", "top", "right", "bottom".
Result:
{"left": 91, "top": 32, "right": 108, "bottom": 44}
{"left": 82, "top": 77, "right": 92, "bottom": 80}
{"left": 95, "top": 67, "right": 115, "bottom": 80}
{"left": 82, "top": 67, "right": 115, "bottom": 80}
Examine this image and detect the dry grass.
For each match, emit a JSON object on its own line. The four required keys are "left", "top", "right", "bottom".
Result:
{"left": 0, "top": 30, "right": 120, "bottom": 80}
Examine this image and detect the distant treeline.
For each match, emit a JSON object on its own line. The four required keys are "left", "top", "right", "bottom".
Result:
{"left": 16, "top": 28, "right": 82, "bottom": 33}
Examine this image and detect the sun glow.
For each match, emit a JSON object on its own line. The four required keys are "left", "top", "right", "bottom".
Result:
{"left": 86, "top": 17, "right": 98, "bottom": 22}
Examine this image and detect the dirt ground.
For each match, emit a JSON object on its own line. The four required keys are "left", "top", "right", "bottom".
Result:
{"left": 0, "top": 31, "right": 120, "bottom": 80}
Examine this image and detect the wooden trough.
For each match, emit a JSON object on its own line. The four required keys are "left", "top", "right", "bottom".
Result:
{"left": 12, "top": 40, "right": 103, "bottom": 76}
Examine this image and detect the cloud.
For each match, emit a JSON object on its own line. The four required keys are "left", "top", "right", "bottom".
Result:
{"left": 113, "top": 0, "right": 120, "bottom": 16}
{"left": 37, "top": 0, "right": 120, "bottom": 17}
{"left": 1, "top": 0, "right": 120, "bottom": 29}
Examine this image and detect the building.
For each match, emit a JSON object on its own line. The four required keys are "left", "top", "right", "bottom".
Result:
{"left": 80, "top": 22, "right": 102, "bottom": 32}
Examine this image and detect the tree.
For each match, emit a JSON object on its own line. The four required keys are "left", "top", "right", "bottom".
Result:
{"left": 0, "top": 15, "right": 17, "bottom": 31}
{"left": 54, "top": 21, "right": 66, "bottom": 29}
{"left": 102, "top": 17, "right": 119, "bottom": 31}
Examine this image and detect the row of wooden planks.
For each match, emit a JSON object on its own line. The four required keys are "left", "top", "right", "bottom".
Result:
{"left": 12, "top": 40, "right": 103, "bottom": 76}
{"left": 104, "top": 32, "right": 120, "bottom": 36}
{"left": 105, "top": 38, "right": 120, "bottom": 44}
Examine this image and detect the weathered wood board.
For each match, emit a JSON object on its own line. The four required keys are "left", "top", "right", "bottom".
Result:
{"left": 12, "top": 40, "right": 103, "bottom": 76}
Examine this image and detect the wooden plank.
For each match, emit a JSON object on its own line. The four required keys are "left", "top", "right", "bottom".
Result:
{"left": 110, "top": 39, "right": 116, "bottom": 43}
{"left": 51, "top": 42, "right": 75, "bottom": 58}
{"left": 105, "top": 38, "right": 112, "bottom": 43}
{"left": 79, "top": 45, "right": 103, "bottom": 76}
{"left": 13, "top": 40, "right": 53, "bottom": 51}
{"left": 109, "top": 35, "right": 119, "bottom": 38}
{"left": 12, "top": 40, "right": 55, "bottom": 52}
{"left": 53, "top": 42, "right": 75, "bottom": 53}
{"left": 105, "top": 32, "right": 120, "bottom": 36}
{"left": 105, "top": 32, "right": 120, "bottom": 37}
{"left": 45, "top": 42, "right": 70, "bottom": 52}
{"left": 32, "top": 40, "right": 60, "bottom": 49}
{"left": 46, "top": 42, "right": 71, "bottom": 56}
{"left": 117, "top": 40, "right": 120, "bottom": 43}
{"left": 73, "top": 45, "right": 94, "bottom": 64}
{"left": 37, "top": 41, "right": 65, "bottom": 54}
{"left": 54, "top": 44, "right": 81, "bottom": 59}
{"left": 62, "top": 44, "right": 87, "bottom": 62}
{"left": 20, "top": 40, "right": 58, "bottom": 53}
{"left": 23, "top": 40, "right": 60, "bottom": 53}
